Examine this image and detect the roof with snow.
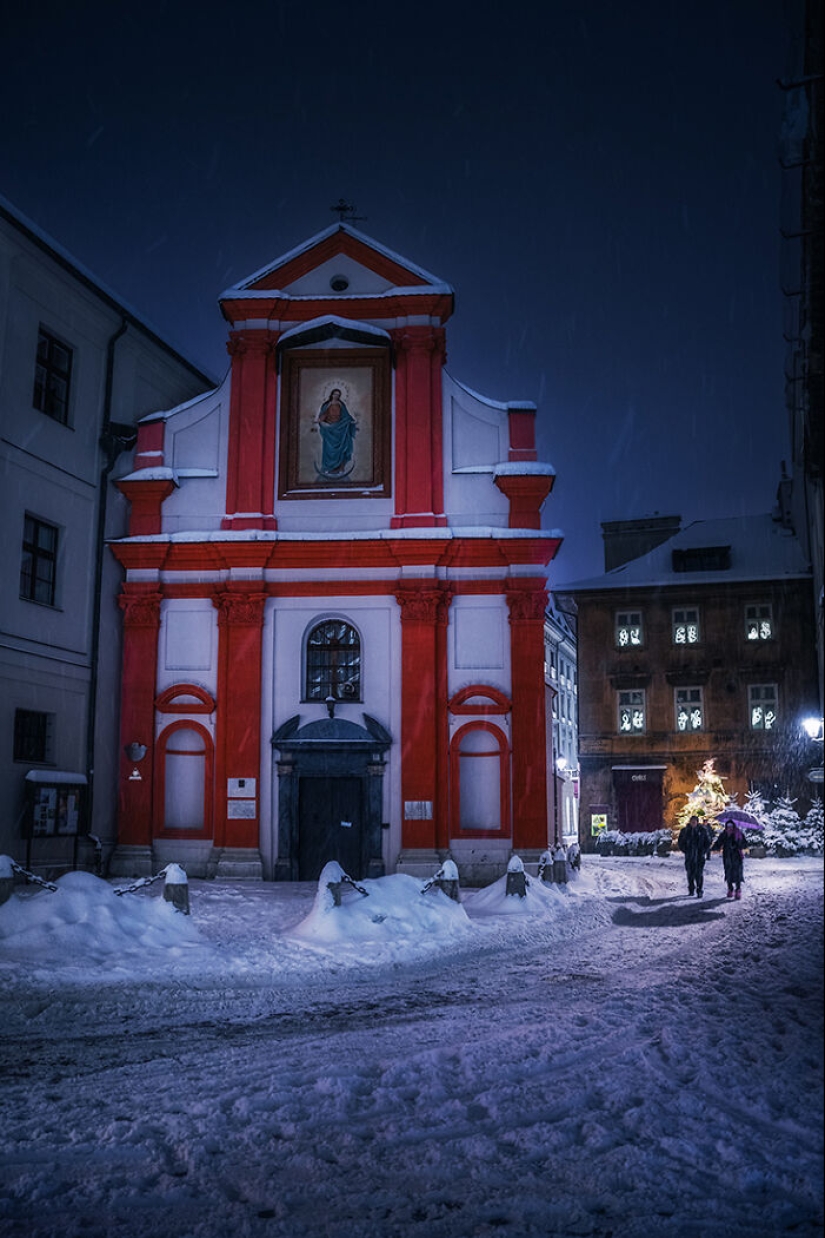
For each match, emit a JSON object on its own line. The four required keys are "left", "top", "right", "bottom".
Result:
{"left": 221, "top": 222, "right": 452, "bottom": 298}
{"left": 561, "top": 514, "right": 812, "bottom": 592}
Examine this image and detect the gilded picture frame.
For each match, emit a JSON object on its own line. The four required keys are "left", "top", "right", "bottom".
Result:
{"left": 278, "top": 349, "right": 391, "bottom": 499}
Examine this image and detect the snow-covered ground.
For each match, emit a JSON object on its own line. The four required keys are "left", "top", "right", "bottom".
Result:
{"left": 0, "top": 854, "right": 822, "bottom": 1238}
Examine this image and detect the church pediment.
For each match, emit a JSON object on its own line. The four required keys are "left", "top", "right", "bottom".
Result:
{"left": 228, "top": 223, "right": 448, "bottom": 297}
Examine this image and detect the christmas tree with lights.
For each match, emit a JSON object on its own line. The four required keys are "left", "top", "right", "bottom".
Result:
{"left": 676, "top": 759, "right": 734, "bottom": 835}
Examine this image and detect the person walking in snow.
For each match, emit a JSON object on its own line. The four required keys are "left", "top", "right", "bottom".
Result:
{"left": 677, "top": 814, "right": 713, "bottom": 897}
{"left": 711, "top": 818, "right": 747, "bottom": 899}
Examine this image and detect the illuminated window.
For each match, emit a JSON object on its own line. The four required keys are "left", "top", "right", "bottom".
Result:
{"left": 616, "top": 611, "right": 643, "bottom": 648}
{"left": 749, "top": 684, "right": 778, "bottom": 731}
{"left": 745, "top": 604, "right": 773, "bottom": 641}
{"left": 305, "top": 620, "right": 361, "bottom": 701}
{"left": 673, "top": 607, "right": 700, "bottom": 645}
{"left": 33, "top": 327, "right": 73, "bottom": 425}
{"left": 675, "top": 687, "right": 704, "bottom": 731}
{"left": 618, "top": 690, "right": 645, "bottom": 733}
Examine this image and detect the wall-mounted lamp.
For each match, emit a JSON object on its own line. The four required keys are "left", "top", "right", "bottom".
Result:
{"left": 801, "top": 717, "right": 824, "bottom": 742}
{"left": 124, "top": 742, "right": 148, "bottom": 763}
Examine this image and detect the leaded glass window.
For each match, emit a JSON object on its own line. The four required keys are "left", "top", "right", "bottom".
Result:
{"left": 305, "top": 620, "right": 361, "bottom": 701}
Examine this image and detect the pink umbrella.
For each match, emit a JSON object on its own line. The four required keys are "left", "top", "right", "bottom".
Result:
{"left": 715, "top": 808, "right": 764, "bottom": 830}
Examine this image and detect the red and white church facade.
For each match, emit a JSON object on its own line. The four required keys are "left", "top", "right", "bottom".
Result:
{"left": 109, "top": 224, "right": 562, "bottom": 884}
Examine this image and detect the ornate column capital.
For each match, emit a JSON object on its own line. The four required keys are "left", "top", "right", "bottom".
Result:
{"left": 214, "top": 591, "right": 268, "bottom": 627}
{"left": 118, "top": 591, "right": 163, "bottom": 628}
{"left": 395, "top": 585, "right": 453, "bottom": 624}
{"left": 506, "top": 586, "right": 549, "bottom": 623}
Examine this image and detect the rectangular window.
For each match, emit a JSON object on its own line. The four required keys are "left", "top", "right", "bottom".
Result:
{"left": 13, "top": 709, "right": 54, "bottom": 764}
{"left": 749, "top": 685, "right": 778, "bottom": 731}
{"left": 672, "top": 546, "right": 731, "bottom": 572}
{"left": 675, "top": 687, "right": 704, "bottom": 731}
{"left": 33, "top": 327, "right": 73, "bottom": 424}
{"left": 616, "top": 610, "right": 643, "bottom": 648}
{"left": 673, "top": 607, "right": 700, "bottom": 645}
{"left": 20, "top": 515, "right": 59, "bottom": 606}
{"left": 745, "top": 604, "right": 773, "bottom": 641}
{"left": 618, "top": 689, "right": 645, "bottom": 733}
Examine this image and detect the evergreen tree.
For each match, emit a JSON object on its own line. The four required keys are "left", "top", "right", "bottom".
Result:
{"left": 676, "top": 759, "right": 732, "bottom": 836}
{"left": 765, "top": 795, "right": 803, "bottom": 855}
{"left": 803, "top": 799, "right": 824, "bottom": 854}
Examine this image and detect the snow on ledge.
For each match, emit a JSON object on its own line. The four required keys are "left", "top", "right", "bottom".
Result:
{"left": 116, "top": 467, "right": 179, "bottom": 484}
{"left": 113, "top": 525, "right": 565, "bottom": 545}
{"left": 25, "top": 770, "right": 88, "bottom": 784}
{"left": 278, "top": 316, "right": 391, "bottom": 344}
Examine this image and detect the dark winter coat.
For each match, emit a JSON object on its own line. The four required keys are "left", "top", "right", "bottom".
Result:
{"left": 712, "top": 829, "right": 746, "bottom": 886}
{"left": 678, "top": 822, "right": 713, "bottom": 865}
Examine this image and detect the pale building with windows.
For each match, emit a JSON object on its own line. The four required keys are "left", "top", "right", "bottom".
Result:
{"left": 0, "top": 197, "right": 214, "bottom": 871}
{"left": 544, "top": 594, "right": 579, "bottom": 844}
{"left": 107, "top": 222, "right": 561, "bottom": 884}
{"left": 562, "top": 509, "right": 819, "bottom": 848}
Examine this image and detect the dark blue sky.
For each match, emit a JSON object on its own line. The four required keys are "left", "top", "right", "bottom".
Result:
{"left": 1, "top": 1, "right": 793, "bottom": 582}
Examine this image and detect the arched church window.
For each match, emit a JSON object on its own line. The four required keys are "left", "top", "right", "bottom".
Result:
{"left": 305, "top": 620, "right": 361, "bottom": 702}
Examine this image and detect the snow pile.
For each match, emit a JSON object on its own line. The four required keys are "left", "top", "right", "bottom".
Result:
{"left": 289, "top": 863, "right": 473, "bottom": 947}
{"left": 0, "top": 869, "right": 202, "bottom": 973}
{"left": 469, "top": 854, "right": 572, "bottom": 917}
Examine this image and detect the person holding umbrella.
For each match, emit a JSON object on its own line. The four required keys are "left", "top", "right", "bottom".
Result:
{"left": 677, "top": 814, "right": 714, "bottom": 897}
{"left": 711, "top": 818, "right": 748, "bottom": 899}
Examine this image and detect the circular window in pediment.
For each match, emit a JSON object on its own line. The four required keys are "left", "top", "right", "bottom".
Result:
{"left": 330, "top": 274, "right": 350, "bottom": 292}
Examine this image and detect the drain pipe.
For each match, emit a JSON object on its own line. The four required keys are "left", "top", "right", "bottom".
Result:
{"left": 85, "top": 319, "right": 136, "bottom": 857}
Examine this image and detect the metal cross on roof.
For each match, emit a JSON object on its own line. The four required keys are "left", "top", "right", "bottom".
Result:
{"left": 330, "top": 198, "right": 366, "bottom": 224}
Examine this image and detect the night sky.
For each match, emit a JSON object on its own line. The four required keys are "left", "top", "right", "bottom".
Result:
{"left": 1, "top": 1, "right": 793, "bottom": 583}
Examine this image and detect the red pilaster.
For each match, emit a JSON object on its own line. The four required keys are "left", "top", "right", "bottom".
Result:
{"left": 507, "top": 406, "right": 538, "bottom": 462}
{"left": 222, "top": 331, "right": 279, "bottom": 530}
{"left": 494, "top": 473, "right": 555, "bottom": 530}
{"left": 214, "top": 590, "right": 267, "bottom": 848}
{"left": 390, "top": 327, "right": 447, "bottom": 527}
{"left": 116, "top": 477, "right": 176, "bottom": 536}
{"left": 117, "top": 589, "right": 163, "bottom": 847}
{"left": 396, "top": 584, "right": 452, "bottom": 848}
{"left": 506, "top": 583, "right": 550, "bottom": 850}
{"left": 134, "top": 420, "right": 165, "bottom": 470}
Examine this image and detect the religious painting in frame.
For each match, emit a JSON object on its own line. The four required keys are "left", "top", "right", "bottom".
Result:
{"left": 278, "top": 348, "right": 391, "bottom": 499}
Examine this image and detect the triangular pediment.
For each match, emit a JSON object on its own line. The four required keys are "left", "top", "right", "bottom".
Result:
{"left": 225, "top": 223, "right": 451, "bottom": 299}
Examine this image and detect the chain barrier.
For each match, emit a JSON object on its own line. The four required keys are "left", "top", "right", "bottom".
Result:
{"left": 113, "top": 866, "right": 170, "bottom": 897}
{"left": 10, "top": 862, "right": 58, "bottom": 892}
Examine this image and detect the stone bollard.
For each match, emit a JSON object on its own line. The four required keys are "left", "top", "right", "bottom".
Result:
{"left": 430, "top": 858, "right": 461, "bottom": 902}
{"left": 0, "top": 855, "right": 15, "bottom": 906}
{"left": 538, "top": 850, "right": 554, "bottom": 883}
{"left": 163, "top": 863, "right": 190, "bottom": 915}
{"left": 505, "top": 855, "right": 528, "bottom": 898}
{"left": 552, "top": 845, "right": 568, "bottom": 885}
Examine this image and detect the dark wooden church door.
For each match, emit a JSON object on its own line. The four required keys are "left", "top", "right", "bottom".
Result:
{"left": 297, "top": 777, "right": 364, "bottom": 880}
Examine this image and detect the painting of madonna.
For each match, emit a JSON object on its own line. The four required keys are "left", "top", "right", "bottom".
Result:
{"left": 315, "top": 387, "right": 358, "bottom": 477}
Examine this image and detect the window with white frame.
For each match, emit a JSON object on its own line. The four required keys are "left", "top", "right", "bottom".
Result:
{"left": 618, "top": 689, "right": 646, "bottom": 733}
{"left": 673, "top": 607, "right": 700, "bottom": 645}
{"left": 616, "top": 611, "right": 643, "bottom": 648}
{"left": 675, "top": 687, "right": 704, "bottom": 731}
{"left": 749, "top": 684, "right": 778, "bottom": 730}
{"left": 745, "top": 604, "right": 773, "bottom": 641}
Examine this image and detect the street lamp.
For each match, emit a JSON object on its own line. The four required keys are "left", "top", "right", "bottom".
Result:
{"left": 801, "top": 716, "right": 824, "bottom": 787}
